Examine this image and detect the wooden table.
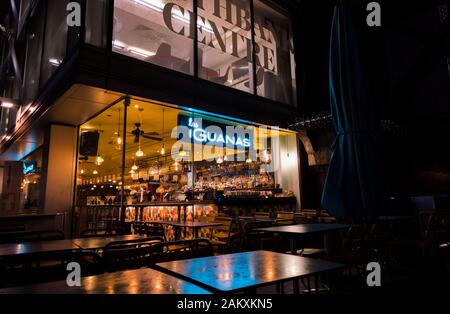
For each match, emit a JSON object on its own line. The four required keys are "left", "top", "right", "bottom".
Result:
{"left": 157, "top": 221, "right": 222, "bottom": 239}
{"left": 71, "top": 234, "right": 147, "bottom": 250}
{"left": 254, "top": 224, "right": 350, "bottom": 255}
{"left": 0, "top": 239, "right": 80, "bottom": 258}
{"left": 153, "top": 250, "right": 347, "bottom": 293}
{"left": 0, "top": 268, "right": 210, "bottom": 294}
{"left": 238, "top": 217, "right": 292, "bottom": 224}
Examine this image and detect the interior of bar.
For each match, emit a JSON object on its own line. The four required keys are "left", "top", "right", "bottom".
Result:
{"left": 75, "top": 97, "right": 300, "bottom": 237}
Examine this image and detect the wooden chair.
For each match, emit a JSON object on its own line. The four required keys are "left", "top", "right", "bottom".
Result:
{"left": 159, "top": 239, "right": 213, "bottom": 262}
{"left": 210, "top": 217, "right": 238, "bottom": 252}
{"left": 198, "top": 215, "right": 216, "bottom": 239}
{"left": 275, "top": 212, "right": 295, "bottom": 225}
{"left": 102, "top": 238, "right": 164, "bottom": 271}
{"left": 0, "top": 250, "right": 102, "bottom": 288}
{"left": 80, "top": 227, "right": 125, "bottom": 238}
{"left": 254, "top": 212, "right": 270, "bottom": 219}
{"left": 238, "top": 219, "right": 274, "bottom": 251}
{"left": 143, "top": 223, "right": 166, "bottom": 241}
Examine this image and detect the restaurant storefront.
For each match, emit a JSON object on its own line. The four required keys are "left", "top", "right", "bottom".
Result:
{"left": 74, "top": 95, "right": 300, "bottom": 236}
{"left": 0, "top": 0, "right": 302, "bottom": 236}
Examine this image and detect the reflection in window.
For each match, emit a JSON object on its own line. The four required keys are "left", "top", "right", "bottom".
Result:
{"left": 113, "top": 0, "right": 194, "bottom": 75}
{"left": 40, "top": 0, "right": 69, "bottom": 87}
{"left": 254, "top": 0, "right": 296, "bottom": 105}
{"left": 197, "top": 0, "right": 253, "bottom": 93}
{"left": 23, "top": 3, "right": 45, "bottom": 102}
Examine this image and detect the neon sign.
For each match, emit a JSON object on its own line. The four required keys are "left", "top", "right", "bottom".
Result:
{"left": 23, "top": 161, "right": 37, "bottom": 175}
{"left": 178, "top": 115, "right": 253, "bottom": 149}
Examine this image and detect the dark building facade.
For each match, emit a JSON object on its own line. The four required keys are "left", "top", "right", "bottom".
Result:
{"left": 0, "top": 0, "right": 305, "bottom": 235}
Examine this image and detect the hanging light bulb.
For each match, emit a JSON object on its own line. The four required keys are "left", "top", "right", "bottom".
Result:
{"left": 216, "top": 156, "right": 224, "bottom": 164}
{"left": 136, "top": 138, "right": 144, "bottom": 157}
{"left": 93, "top": 170, "right": 98, "bottom": 175}
{"left": 129, "top": 169, "right": 135, "bottom": 174}
{"left": 131, "top": 163, "right": 139, "bottom": 171}
{"left": 80, "top": 169, "right": 85, "bottom": 174}
{"left": 179, "top": 146, "right": 187, "bottom": 157}
{"left": 224, "top": 155, "right": 228, "bottom": 161}
{"left": 116, "top": 136, "right": 122, "bottom": 146}
{"left": 160, "top": 143, "right": 165, "bottom": 156}
{"left": 136, "top": 148, "right": 144, "bottom": 157}
{"left": 95, "top": 155, "right": 104, "bottom": 166}
{"left": 173, "top": 161, "right": 180, "bottom": 171}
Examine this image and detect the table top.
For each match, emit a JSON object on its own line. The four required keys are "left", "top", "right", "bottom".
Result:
{"left": 238, "top": 217, "right": 292, "bottom": 223}
{"left": 254, "top": 223, "right": 350, "bottom": 236}
{"left": 0, "top": 239, "right": 79, "bottom": 257}
{"left": 154, "top": 250, "right": 347, "bottom": 293}
{"left": 0, "top": 268, "right": 210, "bottom": 294}
{"left": 157, "top": 221, "right": 223, "bottom": 228}
{"left": 72, "top": 234, "right": 148, "bottom": 250}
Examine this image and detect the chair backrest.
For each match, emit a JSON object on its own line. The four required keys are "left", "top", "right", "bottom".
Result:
{"left": 254, "top": 212, "right": 270, "bottom": 218}
{"left": 199, "top": 215, "right": 215, "bottom": 223}
{"left": 275, "top": 212, "right": 295, "bottom": 225}
{"left": 80, "top": 227, "right": 124, "bottom": 238}
{"left": 342, "top": 224, "right": 368, "bottom": 256}
{"left": 160, "top": 239, "right": 213, "bottom": 262}
{"left": 294, "top": 213, "right": 309, "bottom": 224}
{"left": 102, "top": 238, "right": 164, "bottom": 271}
{"left": 143, "top": 223, "right": 166, "bottom": 241}
{"left": 0, "top": 250, "right": 102, "bottom": 288}
{"left": 212, "top": 216, "right": 233, "bottom": 233}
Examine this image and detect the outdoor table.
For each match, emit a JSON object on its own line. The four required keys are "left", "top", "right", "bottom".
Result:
{"left": 0, "top": 239, "right": 80, "bottom": 258}
{"left": 238, "top": 216, "right": 292, "bottom": 223}
{"left": 157, "top": 221, "right": 222, "bottom": 239}
{"left": 254, "top": 223, "right": 350, "bottom": 255}
{"left": 71, "top": 234, "right": 148, "bottom": 250}
{"left": 153, "top": 250, "right": 347, "bottom": 294}
{"left": 0, "top": 268, "right": 210, "bottom": 294}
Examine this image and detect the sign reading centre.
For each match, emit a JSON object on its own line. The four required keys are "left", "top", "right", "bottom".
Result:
{"left": 177, "top": 114, "right": 253, "bottom": 150}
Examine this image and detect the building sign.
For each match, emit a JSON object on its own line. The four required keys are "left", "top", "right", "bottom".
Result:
{"left": 177, "top": 114, "right": 253, "bottom": 149}
{"left": 161, "top": 0, "right": 290, "bottom": 74}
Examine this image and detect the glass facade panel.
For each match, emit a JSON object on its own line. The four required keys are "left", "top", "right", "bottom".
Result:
{"left": 253, "top": 0, "right": 296, "bottom": 105}
{"left": 23, "top": 3, "right": 45, "bottom": 102}
{"left": 113, "top": 0, "right": 195, "bottom": 75}
{"left": 76, "top": 101, "right": 125, "bottom": 231}
{"left": 40, "top": 0, "right": 69, "bottom": 87}
{"left": 196, "top": 0, "right": 253, "bottom": 93}
{"left": 85, "top": 0, "right": 109, "bottom": 48}
{"left": 75, "top": 97, "right": 300, "bottom": 234}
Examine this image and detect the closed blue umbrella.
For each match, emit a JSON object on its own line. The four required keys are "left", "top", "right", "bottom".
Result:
{"left": 321, "top": 0, "right": 378, "bottom": 222}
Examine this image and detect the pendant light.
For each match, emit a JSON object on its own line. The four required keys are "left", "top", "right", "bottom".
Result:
{"left": 131, "top": 163, "right": 139, "bottom": 171}
{"left": 95, "top": 125, "right": 104, "bottom": 165}
{"left": 115, "top": 108, "right": 122, "bottom": 149}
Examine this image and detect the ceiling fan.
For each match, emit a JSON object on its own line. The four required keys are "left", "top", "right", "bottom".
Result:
{"left": 129, "top": 123, "right": 163, "bottom": 143}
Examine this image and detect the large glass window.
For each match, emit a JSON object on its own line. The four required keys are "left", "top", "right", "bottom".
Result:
{"left": 23, "top": 2, "right": 45, "bottom": 102}
{"left": 75, "top": 101, "right": 125, "bottom": 231}
{"left": 85, "top": 0, "right": 109, "bottom": 48}
{"left": 40, "top": 0, "right": 69, "bottom": 87}
{"left": 109, "top": 0, "right": 296, "bottom": 105}
{"left": 75, "top": 96, "right": 300, "bottom": 234}
{"left": 254, "top": 0, "right": 296, "bottom": 105}
{"left": 113, "top": 0, "right": 195, "bottom": 75}
{"left": 197, "top": 0, "right": 253, "bottom": 93}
